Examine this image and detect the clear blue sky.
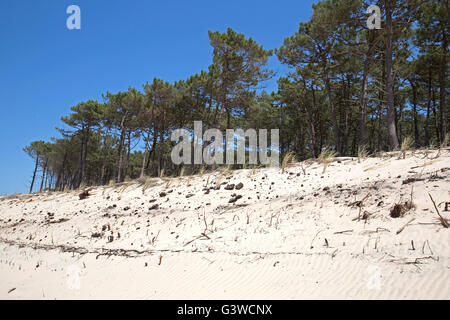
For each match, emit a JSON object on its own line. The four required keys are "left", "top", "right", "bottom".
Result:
{"left": 0, "top": 0, "right": 315, "bottom": 195}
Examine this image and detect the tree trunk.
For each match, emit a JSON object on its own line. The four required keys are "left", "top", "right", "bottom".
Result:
{"left": 82, "top": 128, "right": 90, "bottom": 185}
{"left": 324, "top": 72, "right": 341, "bottom": 154}
{"left": 29, "top": 156, "right": 39, "bottom": 193}
{"left": 359, "top": 33, "right": 374, "bottom": 147}
{"left": 410, "top": 79, "right": 420, "bottom": 147}
{"left": 124, "top": 131, "right": 131, "bottom": 179}
{"left": 385, "top": 0, "right": 400, "bottom": 150}
{"left": 425, "top": 70, "right": 432, "bottom": 146}
{"left": 77, "top": 130, "right": 85, "bottom": 188}
{"left": 342, "top": 75, "right": 351, "bottom": 155}
{"left": 396, "top": 92, "right": 403, "bottom": 144}
{"left": 140, "top": 132, "right": 150, "bottom": 178}
{"left": 116, "top": 114, "right": 127, "bottom": 182}
{"left": 309, "top": 83, "right": 319, "bottom": 158}
{"left": 377, "top": 54, "right": 385, "bottom": 151}
{"left": 39, "top": 159, "right": 48, "bottom": 192}
{"left": 146, "top": 128, "right": 158, "bottom": 173}
{"left": 116, "top": 129, "right": 126, "bottom": 182}
{"left": 158, "top": 110, "right": 166, "bottom": 177}
{"left": 433, "top": 88, "right": 441, "bottom": 143}
{"left": 440, "top": 26, "right": 447, "bottom": 141}
{"left": 303, "top": 80, "right": 317, "bottom": 158}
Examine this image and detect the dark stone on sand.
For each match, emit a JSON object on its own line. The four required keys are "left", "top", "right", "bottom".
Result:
{"left": 229, "top": 195, "right": 243, "bottom": 203}
{"left": 224, "top": 184, "right": 235, "bottom": 190}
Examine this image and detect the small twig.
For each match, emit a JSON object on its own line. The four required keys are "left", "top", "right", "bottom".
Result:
{"left": 201, "top": 232, "right": 210, "bottom": 240}
{"left": 269, "top": 212, "right": 276, "bottom": 227}
{"left": 415, "top": 256, "right": 439, "bottom": 263}
{"left": 331, "top": 249, "right": 338, "bottom": 259}
{"left": 421, "top": 240, "right": 434, "bottom": 255}
{"left": 183, "top": 234, "right": 205, "bottom": 247}
{"left": 310, "top": 230, "right": 322, "bottom": 249}
{"left": 396, "top": 218, "right": 415, "bottom": 235}
{"left": 428, "top": 194, "right": 449, "bottom": 228}
{"left": 203, "top": 211, "right": 208, "bottom": 233}
{"left": 358, "top": 193, "right": 370, "bottom": 221}
{"left": 334, "top": 229, "right": 353, "bottom": 234}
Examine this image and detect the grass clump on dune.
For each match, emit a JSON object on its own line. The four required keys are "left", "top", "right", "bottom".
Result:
{"left": 281, "top": 151, "right": 296, "bottom": 174}
{"left": 318, "top": 148, "right": 337, "bottom": 174}
{"left": 401, "top": 136, "right": 414, "bottom": 159}
{"left": 357, "top": 145, "right": 369, "bottom": 164}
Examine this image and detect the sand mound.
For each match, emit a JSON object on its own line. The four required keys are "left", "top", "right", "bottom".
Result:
{"left": 1, "top": 149, "right": 449, "bottom": 299}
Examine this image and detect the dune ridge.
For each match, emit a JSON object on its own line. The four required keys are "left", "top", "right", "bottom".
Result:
{"left": 1, "top": 149, "right": 449, "bottom": 299}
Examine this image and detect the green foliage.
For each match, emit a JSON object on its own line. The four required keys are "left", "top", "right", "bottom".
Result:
{"left": 24, "top": 1, "right": 449, "bottom": 193}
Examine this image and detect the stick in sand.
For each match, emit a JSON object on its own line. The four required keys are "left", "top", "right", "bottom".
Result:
{"left": 428, "top": 193, "right": 449, "bottom": 228}
{"left": 358, "top": 193, "right": 370, "bottom": 221}
{"left": 396, "top": 218, "right": 415, "bottom": 235}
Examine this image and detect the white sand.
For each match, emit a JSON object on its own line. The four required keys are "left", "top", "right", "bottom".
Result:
{"left": 0, "top": 149, "right": 449, "bottom": 299}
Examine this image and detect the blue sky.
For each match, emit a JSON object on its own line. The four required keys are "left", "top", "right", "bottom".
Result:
{"left": 0, "top": 0, "right": 315, "bottom": 195}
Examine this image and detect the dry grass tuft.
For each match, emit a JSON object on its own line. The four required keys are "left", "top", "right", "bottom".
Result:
{"left": 0, "top": 193, "right": 34, "bottom": 202}
{"left": 165, "top": 179, "right": 173, "bottom": 190}
{"left": 199, "top": 166, "right": 206, "bottom": 177}
{"left": 119, "top": 183, "right": 132, "bottom": 194}
{"left": 215, "top": 174, "right": 224, "bottom": 187}
{"left": 224, "top": 165, "right": 233, "bottom": 177}
{"left": 401, "top": 136, "right": 414, "bottom": 159}
{"left": 281, "top": 151, "right": 296, "bottom": 174}
{"left": 142, "top": 178, "right": 157, "bottom": 194}
{"left": 247, "top": 165, "right": 260, "bottom": 178}
{"left": 357, "top": 145, "right": 369, "bottom": 163}
{"left": 186, "top": 175, "right": 193, "bottom": 187}
{"left": 77, "top": 182, "right": 87, "bottom": 191}
{"left": 318, "top": 148, "right": 337, "bottom": 173}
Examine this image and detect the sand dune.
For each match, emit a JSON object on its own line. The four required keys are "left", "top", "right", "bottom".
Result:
{"left": 1, "top": 149, "right": 449, "bottom": 299}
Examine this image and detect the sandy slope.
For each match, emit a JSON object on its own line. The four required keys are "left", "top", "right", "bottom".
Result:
{"left": 0, "top": 149, "right": 449, "bottom": 299}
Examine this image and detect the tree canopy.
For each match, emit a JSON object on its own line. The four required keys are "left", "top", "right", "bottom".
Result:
{"left": 24, "top": 2, "right": 449, "bottom": 193}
